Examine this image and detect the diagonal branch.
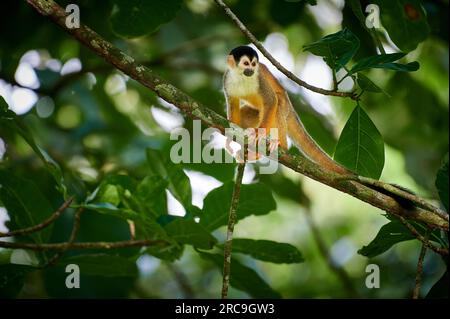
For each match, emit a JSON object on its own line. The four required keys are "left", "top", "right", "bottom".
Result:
{"left": 0, "top": 197, "right": 73, "bottom": 238}
{"left": 25, "top": 0, "right": 448, "bottom": 232}
{"left": 213, "top": 0, "right": 357, "bottom": 99}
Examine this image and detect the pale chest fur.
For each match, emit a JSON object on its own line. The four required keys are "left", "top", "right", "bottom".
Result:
{"left": 224, "top": 70, "right": 259, "bottom": 98}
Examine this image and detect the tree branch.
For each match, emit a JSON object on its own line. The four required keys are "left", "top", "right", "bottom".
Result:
{"left": 213, "top": 0, "right": 357, "bottom": 99}
{"left": 222, "top": 162, "right": 246, "bottom": 299}
{"left": 0, "top": 239, "right": 167, "bottom": 251}
{"left": 25, "top": 0, "right": 449, "bottom": 233}
{"left": 45, "top": 207, "right": 84, "bottom": 266}
{"left": 397, "top": 216, "right": 448, "bottom": 256}
{"left": 412, "top": 237, "right": 428, "bottom": 299}
{"left": 0, "top": 197, "right": 73, "bottom": 238}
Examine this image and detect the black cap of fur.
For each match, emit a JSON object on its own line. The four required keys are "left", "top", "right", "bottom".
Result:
{"left": 229, "top": 46, "right": 258, "bottom": 62}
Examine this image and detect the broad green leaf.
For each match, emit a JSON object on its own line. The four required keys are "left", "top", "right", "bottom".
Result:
{"left": 0, "top": 96, "right": 67, "bottom": 197}
{"left": 426, "top": 270, "right": 449, "bottom": 299}
{"left": 164, "top": 218, "right": 217, "bottom": 249}
{"left": 110, "top": 0, "right": 182, "bottom": 38}
{"left": 224, "top": 239, "right": 304, "bottom": 264}
{"left": 199, "top": 182, "right": 276, "bottom": 231}
{"left": 60, "top": 254, "right": 138, "bottom": 277}
{"left": 135, "top": 175, "right": 168, "bottom": 217}
{"left": 435, "top": 158, "right": 449, "bottom": 212}
{"left": 146, "top": 148, "right": 192, "bottom": 210}
{"left": 373, "top": 0, "right": 430, "bottom": 52}
{"left": 334, "top": 104, "right": 385, "bottom": 179}
{"left": 358, "top": 220, "right": 415, "bottom": 257}
{"left": 357, "top": 73, "right": 384, "bottom": 93}
{"left": 303, "top": 28, "right": 360, "bottom": 70}
{"left": 199, "top": 252, "right": 281, "bottom": 298}
{"left": 0, "top": 170, "right": 55, "bottom": 244}
{"left": 89, "top": 174, "right": 167, "bottom": 217}
{"left": 350, "top": 53, "right": 419, "bottom": 74}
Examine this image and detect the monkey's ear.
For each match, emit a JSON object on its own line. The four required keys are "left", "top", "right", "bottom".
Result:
{"left": 227, "top": 55, "right": 236, "bottom": 68}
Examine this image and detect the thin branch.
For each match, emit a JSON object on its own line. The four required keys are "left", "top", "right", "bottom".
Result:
{"left": 222, "top": 161, "right": 246, "bottom": 299}
{"left": 397, "top": 216, "right": 448, "bottom": 256}
{"left": 412, "top": 239, "right": 428, "bottom": 299}
{"left": 214, "top": 0, "right": 357, "bottom": 99}
{"left": 304, "top": 210, "right": 357, "bottom": 297}
{"left": 25, "top": 0, "right": 449, "bottom": 232}
{"left": 0, "top": 197, "right": 73, "bottom": 238}
{"left": 0, "top": 239, "right": 167, "bottom": 251}
{"left": 45, "top": 207, "right": 84, "bottom": 266}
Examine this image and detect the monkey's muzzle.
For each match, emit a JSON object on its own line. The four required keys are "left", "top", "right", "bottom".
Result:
{"left": 243, "top": 69, "right": 254, "bottom": 77}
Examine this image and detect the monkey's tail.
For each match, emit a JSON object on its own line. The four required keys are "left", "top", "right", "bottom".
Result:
{"left": 286, "top": 108, "right": 351, "bottom": 175}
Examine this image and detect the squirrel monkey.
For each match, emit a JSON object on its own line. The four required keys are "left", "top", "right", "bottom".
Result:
{"left": 223, "top": 46, "right": 350, "bottom": 175}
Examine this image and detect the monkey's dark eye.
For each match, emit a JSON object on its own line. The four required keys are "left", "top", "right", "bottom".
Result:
{"left": 252, "top": 62, "right": 256, "bottom": 67}
{"left": 243, "top": 61, "right": 250, "bottom": 66}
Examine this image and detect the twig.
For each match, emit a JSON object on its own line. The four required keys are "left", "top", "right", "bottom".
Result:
{"left": 0, "top": 239, "right": 167, "bottom": 251}
{"left": 304, "top": 210, "right": 357, "bottom": 297}
{"left": 412, "top": 239, "right": 428, "bottom": 299}
{"left": 397, "top": 216, "right": 448, "bottom": 256}
{"left": 214, "top": 0, "right": 357, "bottom": 99}
{"left": 221, "top": 161, "right": 246, "bottom": 299}
{"left": 45, "top": 207, "right": 84, "bottom": 266}
{"left": 0, "top": 197, "right": 73, "bottom": 238}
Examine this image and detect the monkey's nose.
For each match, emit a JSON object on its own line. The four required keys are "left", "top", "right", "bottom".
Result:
{"left": 244, "top": 69, "right": 254, "bottom": 77}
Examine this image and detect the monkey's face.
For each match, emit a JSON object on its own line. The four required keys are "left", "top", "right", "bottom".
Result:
{"left": 227, "top": 46, "right": 259, "bottom": 77}
{"left": 237, "top": 55, "right": 258, "bottom": 77}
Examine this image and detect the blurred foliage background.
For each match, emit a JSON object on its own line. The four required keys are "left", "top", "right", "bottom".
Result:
{"left": 0, "top": 0, "right": 448, "bottom": 298}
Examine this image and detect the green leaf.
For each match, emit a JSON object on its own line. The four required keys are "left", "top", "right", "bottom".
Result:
{"left": 334, "top": 104, "right": 385, "bottom": 179}
{"left": 358, "top": 220, "right": 415, "bottom": 257}
{"left": 357, "top": 73, "right": 384, "bottom": 93}
{"left": 110, "top": 0, "right": 182, "bottom": 38}
{"left": 350, "top": 53, "right": 419, "bottom": 74}
{"left": 0, "top": 96, "right": 67, "bottom": 197}
{"left": 89, "top": 174, "right": 168, "bottom": 217}
{"left": 435, "top": 157, "right": 449, "bottom": 212}
{"left": 199, "top": 182, "right": 276, "bottom": 231}
{"left": 146, "top": 148, "right": 192, "bottom": 210}
{"left": 303, "top": 28, "right": 360, "bottom": 70}
{"left": 224, "top": 239, "right": 304, "bottom": 264}
{"left": 135, "top": 175, "right": 168, "bottom": 217}
{"left": 60, "top": 254, "right": 138, "bottom": 277}
{"left": 164, "top": 218, "right": 217, "bottom": 249}
{"left": 199, "top": 252, "right": 281, "bottom": 298}
{"left": 0, "top": 170, "right": 55, "bottom": 244}
{"left": 373, "top": 0, "right": 430, "bottom": 52}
